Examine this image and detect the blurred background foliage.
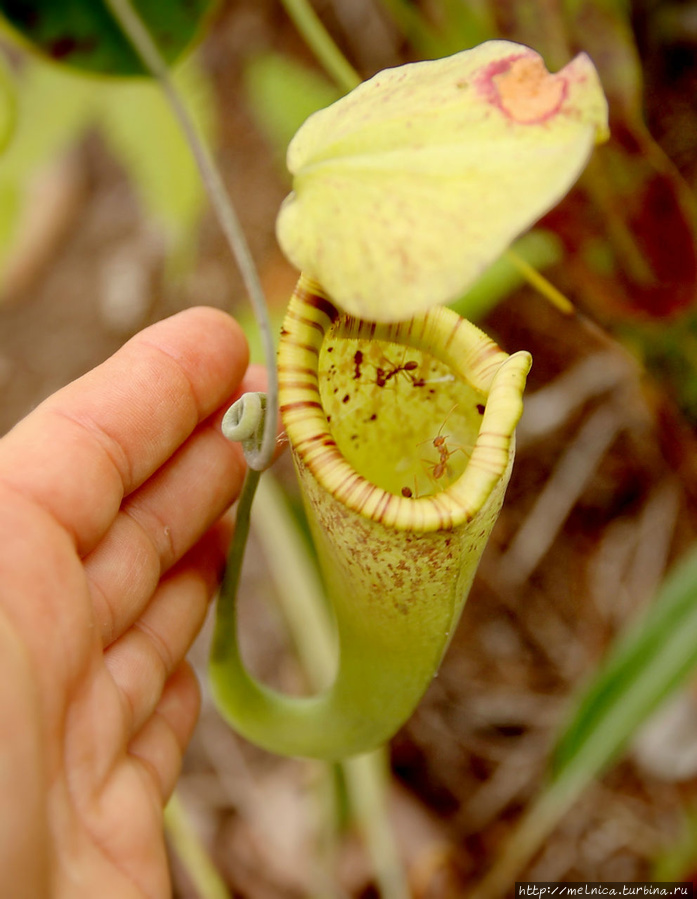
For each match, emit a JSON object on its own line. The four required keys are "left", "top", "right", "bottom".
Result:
{"left": 1, "top": 0, "right": 697, "bottom": 895}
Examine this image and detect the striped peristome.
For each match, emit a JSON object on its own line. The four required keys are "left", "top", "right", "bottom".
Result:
{"left": 279, "top": 273, "right": 531, "bottom": 531}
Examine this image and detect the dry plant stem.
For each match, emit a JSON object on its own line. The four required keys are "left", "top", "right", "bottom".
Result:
{"left": 164, "top": 793, "right": 231, "bottom": 899}
{"left": 103, "top": 0, "right": 278, "bottom": 470}
{"left": 280, "top": 0, "right": 361, "bottom": 92}
{"left": 342, "top": 752, "right": 410, "bottom": 899}
{"left": 499, "top": 402, "right": 624, "bottom": 589}
{"left": 310, "top": 768, "right": 343, "bottom": 899}
{"left": 252, "top": 475, "right": 409, "bottom": 899}
{"left": 470, "top": 787, "right": 569, "bottom": 899}
{"left": 476, "top": 540, "right": 697, "bottom": 894}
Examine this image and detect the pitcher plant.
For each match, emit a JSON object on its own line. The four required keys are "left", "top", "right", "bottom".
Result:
{"left": 211, "top": 41, "right": 609, "bottom": 759}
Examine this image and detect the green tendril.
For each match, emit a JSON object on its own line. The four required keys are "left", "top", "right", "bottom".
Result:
{"left": 213, "top": 465, "right": 261, "bottom": 670}
{"left": 222, "top": 392, "right": 269, "bottom": 472}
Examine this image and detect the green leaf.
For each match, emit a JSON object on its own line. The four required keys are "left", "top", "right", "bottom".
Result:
{"left": 0, "top": 51, "right": 214, "bottom": 284}
{"left": 98, "top": 56, "right": 214, "bottom": 255}
{"left": 0, "top": 0, "right": 214, "bottom": 76}
{"left": 0, "top": 57, "right": 96, "bottom": 274}
{"left": 0, "top": 55, "right": 96, "bottom": 178}
{"left": 448, "top": 230, "right": 564, "bottom": 321}
{"left": 439, "top": 0, "right": 495, "bottom": 50}
{"left": 552, "top": 545, "right": 697, "bottom": 785}
{"left": 375, "top": 0, "right": 450, "bottom": 61}
{"left": 474, "top": 546, "right": 697, "bottom": 894}
{"left": 0, "top": 47, "right": 16, "bottom": 153}
{"left": 244, "top": 52, "right": 341, "bottom": 163}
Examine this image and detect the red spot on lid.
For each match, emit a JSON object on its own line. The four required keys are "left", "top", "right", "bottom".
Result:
{"left": 477, "top": 53, "right": 567, "bottom": 125}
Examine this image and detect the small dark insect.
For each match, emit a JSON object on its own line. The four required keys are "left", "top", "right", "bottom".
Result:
{"left": 401, "top": 486, "right": 413, "bottom": 498}
{"left": 375, "top": 357, "right": 420, "bottom": 388}
{"left": 353, "top": 349, "right": 364, "bottom": 380}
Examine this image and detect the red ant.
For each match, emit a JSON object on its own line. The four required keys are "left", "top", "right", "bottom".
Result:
{"left": 421, "top": 406, "right": 471, "bottom": 485}
{"left": 400, "top": 407, "right": 472, "bottom": 499}
{"left": 375, "top": 353, "right": 424, "bottom": 388}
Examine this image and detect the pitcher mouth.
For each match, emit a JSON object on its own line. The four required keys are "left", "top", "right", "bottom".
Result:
{"left": 278, "top": 275, "right": 531, "bottom": 532}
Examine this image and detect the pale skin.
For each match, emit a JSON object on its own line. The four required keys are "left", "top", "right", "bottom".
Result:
{"left": 0, "top": 307, "right": 264, "bottom": 898}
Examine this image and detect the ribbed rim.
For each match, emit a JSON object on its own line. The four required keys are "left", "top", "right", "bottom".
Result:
{"left": 278, "top": 274, "right": 531, "bottom": 531}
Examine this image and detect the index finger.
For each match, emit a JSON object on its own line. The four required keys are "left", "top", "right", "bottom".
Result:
{"left": 0, "top": 307, "right": 250, "bottom": 555}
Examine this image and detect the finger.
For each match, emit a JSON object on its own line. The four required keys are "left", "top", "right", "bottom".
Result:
{"left": 0, "top": 608, "right": 48, "bottom": 898}
{"left": 0, "top": 308, "right": 249, "bottom": 556}
{"left": 85, "top": 406, "right": 241, "bottom": 646}
{"left": 128, "top": 662, "right": 201, "bottom": 802}
{"left": 86, "top": 366, "right": 271, "bottom": 645}
{"left": 104, "top": 530, "right": 222, "bottom": 738}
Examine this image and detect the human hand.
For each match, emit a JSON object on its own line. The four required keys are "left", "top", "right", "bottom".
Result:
{"left": 0, "top": 308, "right": 261, "bottom": 898}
